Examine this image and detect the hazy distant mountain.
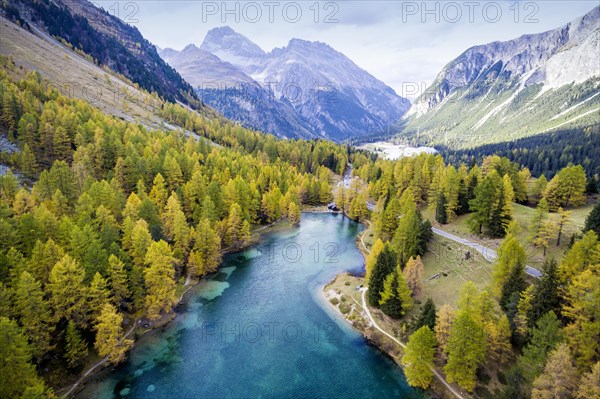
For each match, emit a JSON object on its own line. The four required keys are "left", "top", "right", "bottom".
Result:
{"left": 403, "top": 6, "right": 600, "bottom": 148}
{"left": 161, "top": 26, "right": 410, "bottom": 141}
{"left": 159, "top": 43, "right": 313, "bottom": 139}
{"left": 159, "top": 44, "right": 255, "bottom": 87}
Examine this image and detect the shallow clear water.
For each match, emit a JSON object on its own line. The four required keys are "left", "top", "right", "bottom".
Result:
{"left": 78, "top": 213, "right": 425, "bottom": 399}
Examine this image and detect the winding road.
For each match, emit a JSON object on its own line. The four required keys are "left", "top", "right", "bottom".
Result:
{"left": 360, "top": 289, "right": 466, "bottom": 399}
{"left": 431, "top": 227, "right": 543, "bottom": 278}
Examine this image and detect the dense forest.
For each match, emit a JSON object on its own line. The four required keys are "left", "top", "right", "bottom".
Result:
{"left": 0, "top": 57, "right": 349, "bottom": 397}
{"left": 0, "top": 53, "right": 598, "bottom": 399}
{"left": 439, "top": 126, "right": 600, "bottom": 179}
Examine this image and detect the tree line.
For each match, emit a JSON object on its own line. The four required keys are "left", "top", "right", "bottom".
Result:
{"left": 439, "top": 126, "right": 600, "bottom": 180}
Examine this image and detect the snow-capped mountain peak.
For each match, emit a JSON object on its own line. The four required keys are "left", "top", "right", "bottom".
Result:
{"left": 163, "top": 26, "right": 410, "bottom": 141}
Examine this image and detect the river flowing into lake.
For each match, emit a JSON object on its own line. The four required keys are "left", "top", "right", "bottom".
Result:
{"left": 77, "top": 213, "right": 426, "bottom": 399}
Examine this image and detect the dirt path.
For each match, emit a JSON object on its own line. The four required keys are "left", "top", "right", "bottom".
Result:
{"left": 62, "top": 322, "right": 138, "bottom": 398}
{"left": 359, "top": 220, "right": 372, "bottom": 255}
{"left": 360, "top": 288, "right": 467, "bottom": 399}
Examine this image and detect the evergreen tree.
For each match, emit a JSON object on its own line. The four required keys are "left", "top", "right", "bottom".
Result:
{"left": 28, "top": 238, "right": 65, "bottom": 284}
{"left": 334, "top": 185, "right": 345, "bottom": 211}
{"left": 288, "top": 202, "right": 301, "bottom": 225}
{"left": 161, "top": 192, "right": 190, "bottom": 260}
{"left": 162, "top": 154, "right": 183, "bottom": 191}
{"left": 149, "top": 173, "right": 168, "bottom": 212}
{"left": 87, "top": 272, "right": 110, "bottom": 322}
{"left": 559, "top": 231, "right": 600, "bottom": 282}
{"left": 349, "top": 192, "right": 369, "bottom": 222}
{"left": 518, "top": 311, "right": 563, "bottom": 386}
{"left": 543, "top": 165, "right": 587, "bottom": 210}
{"left": 583, "top": 202, "right": 600, "bottom": 235}
{"left": 107, "top": 255, "right": 130, "bottom": 307}
{"left": 378, "top": 196, "right": 401, "bottom": 240}
{"left": 562, "top": 267, "right": 600, "bottom": 370}
{"left": 20, "top": 144, "right": 38, "bottom": 179}
{"left": 365, "top": 239, "right": 384, "bottom": 284}
{"left": 586, "top": 176, "right": 598, "bottom": 194}
{"left": 485, "top": 315, "right": 512, "bottom": 365}
{"left": 225, "top": 203, "right": 250, "bottom": 249}
{"left": 379, "top": 265, "right": 413, "bottom": 318}
{"left": 0, "top": 317, "right": 48, "bottom": 398}
{"left": 498, "top": 367, "right": 527, "bottom": 399}
{"left": 416, "top": 298, "right": 436, "bottom": 330}
{"left": 532, "top": 175, "right": 548, "bottom": 203}
{"left": 189, "top": 218, "right": 222, "bottom": 277}
{"left": 468, "top": 170, "right": 502, "bottom": 235}
{"left": 443, "top": 165, "right": 460, "bottom": 222}
{"left": 127, "top": 219, "right": 152, "bottom": 267}
{"left": 367, "top": 244, "right": 397, "bottom": 308}
{"left": 531, "top": 198, "right": 549, "bottom": 241}
{"left": 69, "top": 224, "right": 108, "bottom": 280}
{"left": 535, "top": 220, "right": 558, "bottom": 257}
{"left": 53, "top": 126, "right": 71, "bottom": 162}
{"left": 200, "top": 195, "right": 218, "bottom": 222}
{"left": 531, "top": 344, "right": 578, "bottom": 399}
{"left": 493, "top": 233, "right": 526, "bottom": 297}
{"left": 144, "top": 240, "right": 177, "bottom": 320}
{"left": 14, "top": 271, "right": 54, "bottom": 361}
{"left": 48, "top": 254, "right": 88, "bottom": 328}
{"left": 444, "top": 310, "right": 487, "bottom": 392}
{"left": 435, "top": 192, "right": 448, "bottom": 224}
{"left": 500, "top": 260, "right": 527, "bottom": 311}
{"left": 403, "top": 256, "right": 424, "bottom": 298}
{"left": 94, "top": 303, "right": 133, "bottom": 365}
{"left": 576, "top": 361, "right": 600, "bottom": 399}
{"left": 528, "top": 259, "right": 560, "bottom": 328}
{"left": 435, "top": 304, "right": 455, "bottom": 355}
{"left": 393, "top": 198, "right": 422, "bottom": 265}
{"left": 64, "top": 320, "right": 88, "bottom": 369}
{"left": 488, "top": 174, "right": 514, "bottom": 238}
{"left": 402, "top": 326, "right": 436, "bottom": 389}
{"left": 379, "top": 271, "right": 403, "bottom": 318}
{"left": 556, "top": 207, "right": 571, "bottom": 246}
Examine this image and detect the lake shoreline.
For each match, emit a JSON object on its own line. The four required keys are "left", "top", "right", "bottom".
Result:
{"left": 61, "top": 214, "right": 308, "bottom": 397}
{"left": 321, "top": 217, "right": 451, "bottom": 399}
{"left": 65, "top": 212, "right": 424, "bottom": 398}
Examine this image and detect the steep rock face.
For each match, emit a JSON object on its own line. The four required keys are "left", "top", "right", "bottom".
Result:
{"left": 403, "top": 6, "right": 599, "bottom": 148}
{"left": 164, "top": 27, "right": 410, "bottom": 141}
{"left": 409, "top": 6, "right": 599, "bottom": 116}
{"left": 255, "top": 38, "right": 410, "bottom": 140}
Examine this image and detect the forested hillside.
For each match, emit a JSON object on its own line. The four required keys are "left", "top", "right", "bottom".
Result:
{"left": 440, "top": 126, "right": 600, "bottom": 179}
{"left": 1, "top": 0, "right": 201, "bottom": 108}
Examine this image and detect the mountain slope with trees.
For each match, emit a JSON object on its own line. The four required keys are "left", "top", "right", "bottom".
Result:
{"left": 2, "top": 0, "right": 202, "bottom": 108}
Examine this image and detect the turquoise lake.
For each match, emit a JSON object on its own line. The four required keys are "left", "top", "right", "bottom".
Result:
{"left": 78, "top": 213, "right": 425, "bottom": 399}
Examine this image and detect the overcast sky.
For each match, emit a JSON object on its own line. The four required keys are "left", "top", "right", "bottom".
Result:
{"left": 93, "top": 0, "right": 597, "bottom": 98}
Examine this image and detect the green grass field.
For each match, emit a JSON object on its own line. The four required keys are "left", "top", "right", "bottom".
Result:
{"left": 421, "top": 235, "right": 493, "bottom": 307}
